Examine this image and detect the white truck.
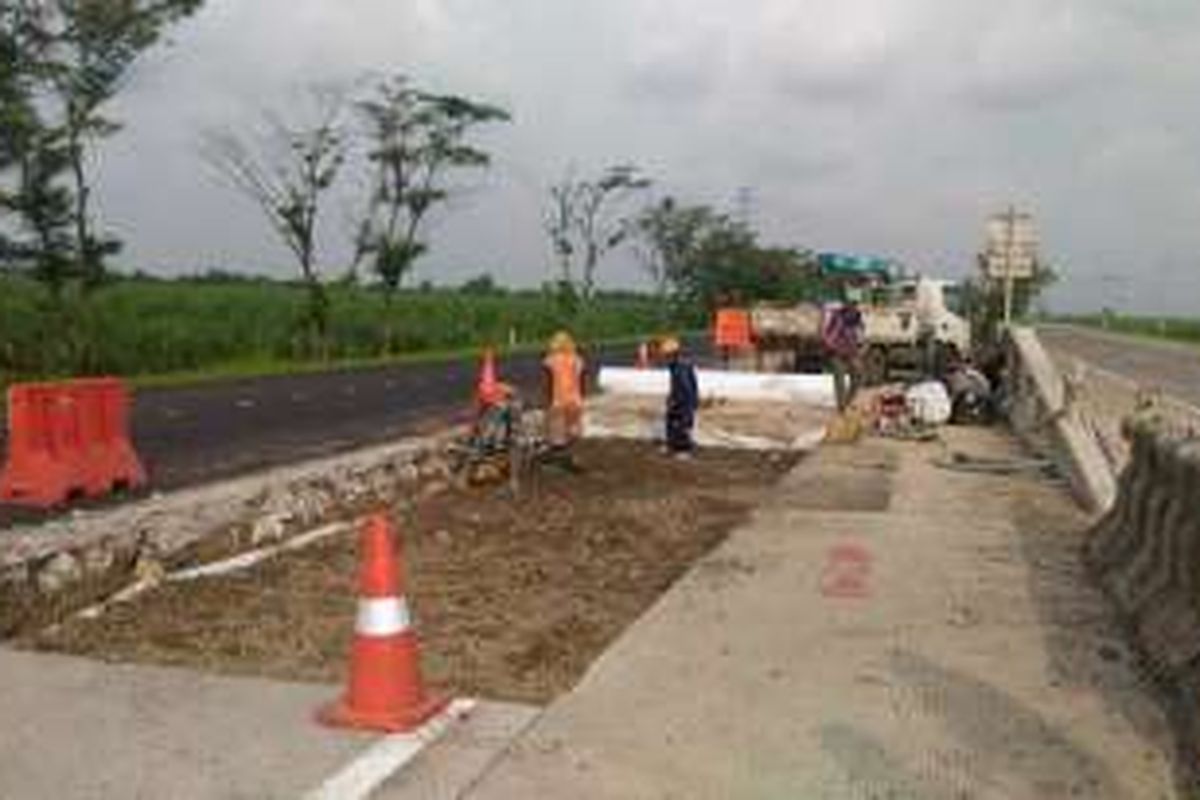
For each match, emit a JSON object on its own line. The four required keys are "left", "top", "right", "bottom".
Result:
{"left": 747, "top": 276, "right": 971, "bottom": 382}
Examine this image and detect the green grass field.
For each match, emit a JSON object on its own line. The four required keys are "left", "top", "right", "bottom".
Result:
{"left": 0, "top": 274, "right": 674, "bottom": 385}
{"left": 1058, "top": 313, "right": 1200, "bottom": 348}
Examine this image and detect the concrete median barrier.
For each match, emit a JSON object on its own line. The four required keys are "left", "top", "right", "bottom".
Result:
{"left": 1009, "top": 327, "right": 1200, "bottom": 687}
{"left": 1086, "top": 428, "right": 1200, "bottom": 677}
{"left": 1005, "top": 327, "right": 1117, "bottom": 513}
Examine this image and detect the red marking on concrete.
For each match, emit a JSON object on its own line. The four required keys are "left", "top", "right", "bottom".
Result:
{"left": 820, "top": 543, "right": 873, "bottom": 599}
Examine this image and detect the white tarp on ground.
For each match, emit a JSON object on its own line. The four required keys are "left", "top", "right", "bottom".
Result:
{"left": 598, "top": 367, "right": 837, "bottom": 408}
{"left": 583, "top": 394, "right": 830, "bottom": 452}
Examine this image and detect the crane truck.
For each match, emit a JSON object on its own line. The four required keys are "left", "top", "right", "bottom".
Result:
{"left": 738, "top": 255, "right": 971, "bottom": 383}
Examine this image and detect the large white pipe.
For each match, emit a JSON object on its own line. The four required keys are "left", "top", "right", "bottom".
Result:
{"left": 597, "top": 367, "right": 836, "bottom": 408}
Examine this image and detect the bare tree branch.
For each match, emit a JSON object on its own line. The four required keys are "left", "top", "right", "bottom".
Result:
{"left": 199, "top": 85, "right": 349, "bottom": 354}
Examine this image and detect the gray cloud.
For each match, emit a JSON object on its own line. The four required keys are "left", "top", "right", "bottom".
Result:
{"left": 81, "top": 0, "right": 1200, "bottom": 312}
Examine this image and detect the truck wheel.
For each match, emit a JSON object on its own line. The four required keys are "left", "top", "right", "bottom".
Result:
{"left": 862, "top": 346, "right": 889, "bottom": 386}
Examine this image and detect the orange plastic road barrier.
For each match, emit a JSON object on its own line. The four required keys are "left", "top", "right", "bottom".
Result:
{"left": 75, "top": 379, "right": 146, "bottom": 497}
{"left": 0, "top": 385, "right": 79, "bottom": 507}
{"left": 0, "top": 378, "right": 145, "bottom": 508}
{"left": 713, "top": 308, "right": 753, "bottom": 350}
{"left": 318, "top": 513, "right": 448, "bottom": 733}
{"left": 475, "top": 347, "right": 504, "bottom": 408}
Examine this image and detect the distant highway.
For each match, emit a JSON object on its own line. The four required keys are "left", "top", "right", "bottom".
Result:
{"left": 1038, "top": 325, "right": 1200, "bottom": 409}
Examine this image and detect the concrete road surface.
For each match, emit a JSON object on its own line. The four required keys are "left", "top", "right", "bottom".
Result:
{"left": 466, "top": 429, "right": 1181, "bottom": 798}
{"left": 0, "top": 646, "right": 538, "bottom": 800}
{"left": 0, "top": 647, "right": 368, "bottom": 799}
{"left": 1039, "top": 325, "right": 1200, "bottom": 407}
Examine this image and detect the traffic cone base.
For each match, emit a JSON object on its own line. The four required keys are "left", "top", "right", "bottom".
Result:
{"left": 317, "top": 691, "right": 449, "bottom": 733}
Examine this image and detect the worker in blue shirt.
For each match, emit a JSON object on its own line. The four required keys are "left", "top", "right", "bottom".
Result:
{"left": 660, "top": 337, "right": 699, "bottom": 457}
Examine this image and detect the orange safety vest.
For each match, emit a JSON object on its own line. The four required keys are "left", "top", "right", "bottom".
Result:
{"left": 544, "top": 352, "right": 584, "bottom": 409}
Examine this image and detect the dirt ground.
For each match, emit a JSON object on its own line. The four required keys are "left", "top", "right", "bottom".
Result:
{"left": 26, "top": 439, "right": 798, "bottom": 704}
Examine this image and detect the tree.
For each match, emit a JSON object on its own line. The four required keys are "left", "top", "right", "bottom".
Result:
{"left": 202, "top": 87, "right": 348, "bottom": 356}
{"left": 545, "top": 163, "right": 650, "bottom": 302}
{"left": 0, "top": 0, "right": 204, "bottom": 293}
{"left": 0, "top": 2, "right": 74, "bottom": 290}
{"left": 1, "top": 0, "right": 202, "bottom": 373}
{"left": 635, "top": 196, "right": 719, "bottom": 298}
{"left": 634, "top": 196, "right": 816, "bottom": 318}
{"left": 459, "top": 273, "right": 501, "bottom": 295}
{"left": 350, "top": 75, "right": 508, "bottom": 348}
{"left": 962, "top": 263, "right": 1060, "bottom": 347}
{"left": 546, "top": 175, "right": 575, "bottom": 293}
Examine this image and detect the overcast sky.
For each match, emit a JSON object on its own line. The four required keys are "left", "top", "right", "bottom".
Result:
{"left": 93, "top": 0, "right": 1200, "bottom": 314}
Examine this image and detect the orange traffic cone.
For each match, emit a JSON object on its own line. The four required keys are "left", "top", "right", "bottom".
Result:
{"left": 475, "top": 347, "right": 503, "bottom": 407}
{"left": 635, "top": 341, "right": 650, "bottom": 370}
{"left": 318, "top": 513, "right": 448, "bottom": 733}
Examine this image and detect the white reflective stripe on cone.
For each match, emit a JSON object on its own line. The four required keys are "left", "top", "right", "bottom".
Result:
{"left": 356, "top": 597, "right": 412, "bottom": 637}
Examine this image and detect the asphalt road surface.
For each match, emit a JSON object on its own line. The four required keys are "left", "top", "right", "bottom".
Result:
{"left": 0, "top": 341, "right": 697, "bottom": 528}
{"left": 1038, "top": 325, "right": 1200, "bottom": 408}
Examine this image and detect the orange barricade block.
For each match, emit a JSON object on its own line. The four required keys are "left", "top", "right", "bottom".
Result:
{"left": 0, "top": 385, "right": 76, "bottom": 507}
{"left": 714, "top": 308, "right": 753, "bottom": 350}
{"left": 0, "top": 378, "right": 145, "bottom": 508}
{"left": 75, "top": 378, "right": 146, "bottom": 496}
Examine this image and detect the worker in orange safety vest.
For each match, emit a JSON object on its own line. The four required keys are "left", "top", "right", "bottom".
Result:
{"left": 543, "top": 331, "right": 586, "bottom": 457}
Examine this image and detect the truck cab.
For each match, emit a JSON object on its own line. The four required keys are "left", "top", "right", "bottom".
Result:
{"left": 858, "top": 277, "right": 971, "bottom": 381}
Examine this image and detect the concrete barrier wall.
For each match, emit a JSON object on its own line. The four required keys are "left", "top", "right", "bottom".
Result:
{"left": 1005, "top": 327, "right": 1117, "bottom": 513}
{"left": 1045, "top": 348, "right": 1200, "bottom": 476}
{"left": 1085, "top": 426, "right": 1200, "bottom": 691}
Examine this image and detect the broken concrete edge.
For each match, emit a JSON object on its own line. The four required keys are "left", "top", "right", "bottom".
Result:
{"left": 0, "top": 428, "right": 465, "bottom": 638}
{"left": 1005, "top": 326, "right": 1117, "bottom": 514}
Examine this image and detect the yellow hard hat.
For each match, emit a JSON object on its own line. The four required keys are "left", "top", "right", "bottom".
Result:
{"left": 549, "top": 330, "right": 576, "bottom": 353}
{"left": 659, "top": 336, "right": 681, "bottom": 355}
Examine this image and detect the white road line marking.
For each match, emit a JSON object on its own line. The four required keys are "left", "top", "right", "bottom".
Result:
{"left": 304, "top": 698, "right": 477, "bottom": 800}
